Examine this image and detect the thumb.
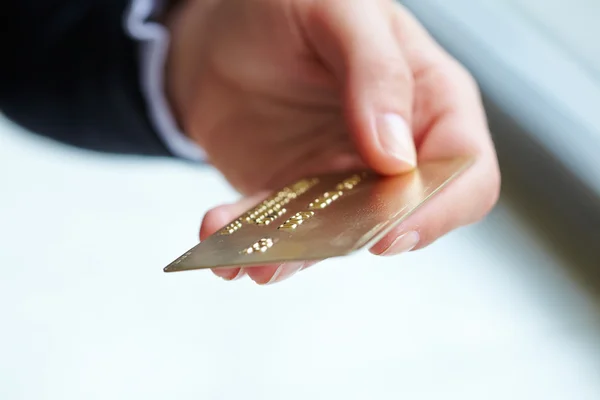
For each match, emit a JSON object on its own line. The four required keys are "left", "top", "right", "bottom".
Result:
{"left": 299, "top": 0, "right": 416, "bottom": 175}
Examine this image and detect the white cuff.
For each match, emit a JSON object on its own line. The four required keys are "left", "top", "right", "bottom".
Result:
{"left": 124, "top": 0, "right": 206, "bottom": 161}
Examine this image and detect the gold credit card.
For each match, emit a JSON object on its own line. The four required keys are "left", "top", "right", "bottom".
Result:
{"left": 164, "top": 157, "right": 473, "bottom": 273}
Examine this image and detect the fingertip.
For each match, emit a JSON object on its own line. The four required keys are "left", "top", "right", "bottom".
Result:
{"left": 348, "top": 95, "right": 417, "bottom": 176}
{"left": 376, "top": 113, "right": 417, "bottom": 168}
{"left": 200, "top": 205, "right": 233, "bottom": 240}
{"left": 370, "top": 230, "right": 420, "bottom": 257}
{"left": 212, "top": 267, "right": 246, "bottom": 281}
{"left": 246, "top": 262, "right": 306, "bottom": 285}
{"left": 244, "top": 264, "right": 282, "bottom": 285}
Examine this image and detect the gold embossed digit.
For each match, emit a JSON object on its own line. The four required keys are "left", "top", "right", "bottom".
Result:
{"left": 244, "top": 179, "right": 318, "bottom": 225}
{"left": 278, "top": 211, "right": 315, "bottom": 231}
{"left": 241, "top": 237, "right": 275, "bottom": 255}
{"left": 219, "top": 219, "right": 243, "bottom": 235}
{"left": 336, "top": 174, "right": 362, "bottom": 191}
{"left": 255, "top": 208, "right": 287, "bottom": 226}
{"left": 308, "top": 191, "right": 343, "bottom": 210}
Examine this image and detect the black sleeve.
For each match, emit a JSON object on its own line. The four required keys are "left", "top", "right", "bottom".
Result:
{"left": 0, "top": 0, "right": 172, "bottom": 157}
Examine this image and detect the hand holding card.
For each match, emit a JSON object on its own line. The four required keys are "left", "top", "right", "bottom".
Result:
{"left": 165, "top": 0, "right": 500, "bottom": 284}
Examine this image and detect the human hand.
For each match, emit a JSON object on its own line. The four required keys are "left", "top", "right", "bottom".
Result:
{"left": 166, "top": 0, "right": 500, "bottom": 284}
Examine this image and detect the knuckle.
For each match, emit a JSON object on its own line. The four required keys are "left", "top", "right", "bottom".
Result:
{"left": 420, "top": 60, "right": 479, "bottom": 100}
{"left": 359, "top": 56, "right": 415, "bottom": 114}
{"left": 451, "top": 61, "right": 483, "bottom": 102}
{"left": 363, "top": 56, "right": 414, "bottom": 88}
{"left": 454, "top": 62, "right": 479, "bottom": 90}
{"left": 416, "top": 65, "right": 457, "bottom": 104}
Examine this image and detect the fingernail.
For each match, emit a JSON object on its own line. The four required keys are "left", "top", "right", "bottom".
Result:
{"left": 300, "top": 261, "right": 318, "bottom": 271}
{"left": 376, "top": 114, "right": 416, "bottom": 168}
{"left": 213, "top": 267, "right": 244, "bottom": 281}
{"left": 264, "top": 262, "right": 305, "bottom": 285}
{"left": 230, "top": 268, "right": 245, "bottom": 281}
{"left": 380, "top": 231, "right": 420, "bottom": 256}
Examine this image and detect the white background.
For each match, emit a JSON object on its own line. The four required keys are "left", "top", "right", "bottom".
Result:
{"left": 2, "top": 117, "right": 600, "bottom": 399}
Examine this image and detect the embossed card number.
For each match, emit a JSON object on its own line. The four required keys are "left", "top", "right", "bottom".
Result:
{"left": 219, "top": 174, "right": 365, "bottom": 256}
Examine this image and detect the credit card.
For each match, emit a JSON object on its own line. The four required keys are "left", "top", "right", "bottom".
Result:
{"left": 164, "top": 157, "right": 473, "bottom": 273}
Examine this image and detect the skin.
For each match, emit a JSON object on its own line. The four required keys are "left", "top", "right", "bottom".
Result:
{"left": 166, "top": 0, "right": 501, "bottom": 285}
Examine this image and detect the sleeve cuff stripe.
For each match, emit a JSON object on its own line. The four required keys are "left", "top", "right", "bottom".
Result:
{"left": 125, "top": 0, "right": 206, "bottom": 161}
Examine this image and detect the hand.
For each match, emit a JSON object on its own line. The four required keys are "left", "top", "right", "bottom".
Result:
{"left": 166, "top": 0, "right": 500, "bottom": 284}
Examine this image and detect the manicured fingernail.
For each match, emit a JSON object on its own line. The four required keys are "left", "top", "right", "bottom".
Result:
{"left": 230, "top": 268, "right": 245, "bottom": 280}
{"left": 300, "top": 261, "right": 318, "bottom": 271}
{"left": 376, "top": 114, "right": 416, "bottom": 168}
{"left": 264, "top": 262, "right": 305, "bottom": 285}
{"left": 213, "top": 267, "right": 244, "bottom": 281}
{"left": 380, "top": 231, "right": 420, "bottom": 256}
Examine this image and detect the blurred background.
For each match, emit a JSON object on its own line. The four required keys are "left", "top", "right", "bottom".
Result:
{"left": 1, "top": 0, "right": 599, "bottom": 399}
